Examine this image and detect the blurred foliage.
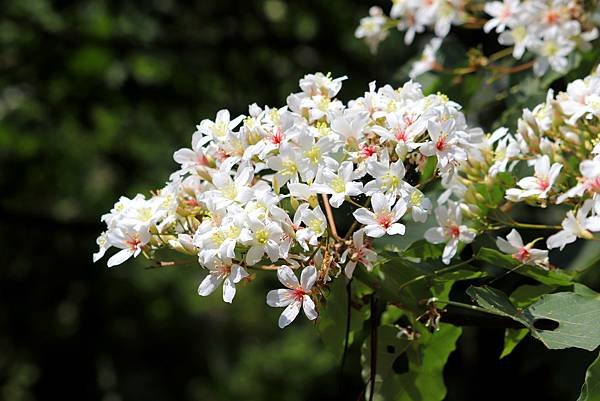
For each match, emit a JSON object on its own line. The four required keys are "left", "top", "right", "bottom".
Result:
{"left": 1, "top": 0, "right": 599, "bottom": 400}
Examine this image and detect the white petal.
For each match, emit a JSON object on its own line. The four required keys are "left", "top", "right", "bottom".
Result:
{"left": 424, "top": 227, "right": 446, "bottom": 244}
{"left": 496, "top": 237, "right": 518, "bottom": 254}
{"left": 230, "top": 265, "right": 249, "bottom": 283}
{"left": 278, "top": 301, "right": 301, "bottom": 328}
{"left": 387, "top": 223, "right": 406, "bottom": 235}
{"left": 302, "top": 295, "right": 318, "bottom": 320}
{"left": 506, "top": 229, "right": 524, "bottom": 248}
{"left": 277, "top": 265, "right": 300, "bottom": 288}
{"left": 353, "top": 208, "right": 376, "bottom": 225}
{"left": 245, "top": 245, "right": 264, "bottom": 266}
{"left": 222, "top": 278, "right": 236, "bottom": 303}
{"left": 198, "top": 274, "right": 222, "bottom": 296}
{"left": 107, "top": 248, "right": 134, "bottom": 267}
{"left": 300, "top": 265, "right": 317, "bottom": 290}
{"left": 364, "top": 225, "right": 386, "bottom": 238}
{"left": 266, "top": 289, "right": 294, "bottom": 307}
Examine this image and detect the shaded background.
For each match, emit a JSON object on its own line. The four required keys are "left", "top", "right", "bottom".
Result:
{"left": 1, "top": 0, "right": 599, "bottom": 400}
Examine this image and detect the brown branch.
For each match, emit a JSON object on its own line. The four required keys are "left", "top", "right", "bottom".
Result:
{"left": 321, "top": 194, "right": 342, "bottom": 241}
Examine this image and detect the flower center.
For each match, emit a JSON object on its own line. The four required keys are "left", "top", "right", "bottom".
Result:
{"left": 376, "top": 212, "right": 393, "bottom": 229}
{"left": 281, "top": 159, "right": 298, "bottom": 176}
{"left": 291, "top": 288, "right": 307, "bottom": 301}
{"left": 538, "top": 178, "right": 550, "bottom": 190}
{"left": 255, "top": 229, "right": 270, "bottom": 245}
{"left": 331, "top": 176, "right": 346, "bottom": 193}
{"left": 126, "top": 236, "right": 142, "bottom": 250}
{"left": 270, "top": 128, "right": 284, "bottom": 145}
{"left": 360, "top": 144, "right": 377, "bottom": 158}
{"left": 513, "top": 247, "right": 530, "bottom": 262}
{"left": 436, "top": 135, "right": 446, "bottom": 151}
{"left": 448, "top": 225, "right": 460, "bottom": 238}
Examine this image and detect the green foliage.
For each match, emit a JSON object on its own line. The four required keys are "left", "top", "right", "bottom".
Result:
{"left": 468, "top": 285, "right": 600, "bottom": 351}
{"left": 361, "top": 324, "right": 461, "bottom": 401}
{"left": 578, "top": 353, "right": 600, "bottom": 401}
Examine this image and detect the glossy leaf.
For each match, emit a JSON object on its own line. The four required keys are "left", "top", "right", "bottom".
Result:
{"left": 578, "top": 353, "right": 600, "bottom": 401}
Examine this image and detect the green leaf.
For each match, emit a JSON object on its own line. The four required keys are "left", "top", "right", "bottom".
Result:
{"left": 578, "top": 353, "right": 600, "bottom": 401}
{"left": 468, "top": 286, "right": 600, "bottom": 351}
{"left": 528, "top": 293, "right": 600, "bottom": 351}
{"left": 361, "top": 324, "right": 462, "bottom": 401}
{"left": 510, "top": 284, "right": 555, "bottom": 309}
{"left": 500, "top": 328, "right": 528, "bottom": 359}
{"left": 476, "top": 248, "right": 574, "bottom": 286}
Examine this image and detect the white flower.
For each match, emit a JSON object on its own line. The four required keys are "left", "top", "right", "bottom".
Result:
{"left": 105, "top": 227, "right": 151, "bottom": 267}
{"left": 244, "top": 217, "right": 284, "bottom": 265}
{"left": 355, "top": 6, "right": 389, "bottom": 53}
{"left": 558, "top": 159, "right": 600, "bottom": 203}
{"left": 198, "top": 258, "right": 249, "bottom": 303}
{"left": 353, "top": 192, "right": 407, "bottom": 238}
{"left": 405, "top": 185, "right": 432, "bottom": 223}
{"left": 547, "top": 200, "right": 596, "bottom": 250}
{"left": 424, "top": 201, "right": 476, "bottom": 264}
{"left": 197, "top": 109, "right": 244, "bottom": 142}
{"left": 364, "top": 155, "right": 407, "bottom": 196}
{"left": 296, "top": 206, "right": 327, "bottom": 249}
{"left": 531, "top": 34, "right": 575, "bottom": 76}
{"left": 93, "top": 232, "right": 110, "bottom": 263}
{"left": 266, "top": 265, "right": 318, "bottom": 328}
{"left": 312, "top": 161, "right": 363, "bottom": 207}
{"left": 420, "top": 117, "right": 467, "bottom": 173}
{"left": 409, "top": 37, "right": 442, "bottom": 79}
{"left": 483, "top": 0, "right": 520, "bottom": 33}
{"left": 498, "top": 25, "right": 535, "bottom": 59}
{"left": 496, "top": 229, "right": 549, "bottom": 267}
{"left": 505, "top": 155, "right": 562, "bottom": 201}
{"left": 208, "top": 165, "right": 255, "bottom": 206}
{"left": 340, "top": 229, "right": 378, "bottom": 278}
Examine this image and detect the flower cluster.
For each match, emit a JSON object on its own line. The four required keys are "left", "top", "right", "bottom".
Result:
{"left": 355, "top": 0, "right": 598, "bottom": 77}
{"left": 94, "top": 72, "right": 484, "bottom": 327}
{"left": 431, "top": 67, "right": 600, "bottom": 265}
{"left": 94, "top": 67, "right": 600, "bottom": 329}
{"left": 483, "top": 0, "right": 598, "bottom": 75}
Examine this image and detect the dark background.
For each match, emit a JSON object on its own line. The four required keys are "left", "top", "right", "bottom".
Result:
{"left": 1, "top": 1, "right": 598, "bottom": 400}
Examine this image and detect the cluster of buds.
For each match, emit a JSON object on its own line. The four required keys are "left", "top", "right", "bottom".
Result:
{"left": 355, "top": 0, "right": 598, "bottom": 77}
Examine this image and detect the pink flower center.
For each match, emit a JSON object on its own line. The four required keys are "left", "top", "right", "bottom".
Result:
{"left": 216, "top": 148, "right": 229, "bottom": 162}
{"left": 126, "top": 237, "right": 141, "bottom": 250}
{"left": 196, "top": 154, "right": 209, "bottom": 166}
{"left": 396, "top": 129, "right": 407, "bottom": 142}
{"left": 270, "top": 128, "right": 283, "bottom": 145}
{"left": 360, "top": 144, "right": 377, "bottom": 158}
{"left": 538, "top": 178, "right": 550, "bottom": 190}
{"left": 448, "top": 225, "right": 460, "bottom": 238}
{"left": 586, "top": 177, "right": 600, "bottom": 193}
{"left": 292, "top": 288, "right": 307, "bottom": 301}
{"left": 377, "top": 213, "right": 392, "bottom": 229}
{"left": 500, "top": 6, "right": 511, "bottom": 20}
{"left": 436, "top": 136, "right": 446, "bottom": 151}
{"left": 184, "top": 198, "right": 199, "bottom": 207}
{"left": 545, "top": 10, "right": 559, "bottom": 24}
{"left": 513, "top": 247, "right": 530, "bottom": 262}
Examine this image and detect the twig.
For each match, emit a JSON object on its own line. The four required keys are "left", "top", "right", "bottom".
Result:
{"left": 321, "top": 194, "right": 342, "bottom": 241}
{"left": 369, "top": 296, "right": 378, "bottom": 401}
{"left": 339, "top": 278, "right": 353, "bottom": 393}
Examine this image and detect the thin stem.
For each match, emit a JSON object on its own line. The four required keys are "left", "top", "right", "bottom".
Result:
{"left": 369, "top": 296, "right": 378, "bottom": 401}
{"left": 321, "top": 194, "right": 342, "bottom": 241}
{"left": 340, "top": 279, "right": 353, "bottom": 391}
{"left": 433, "top": 299, "right": 511, "bottom": 318}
